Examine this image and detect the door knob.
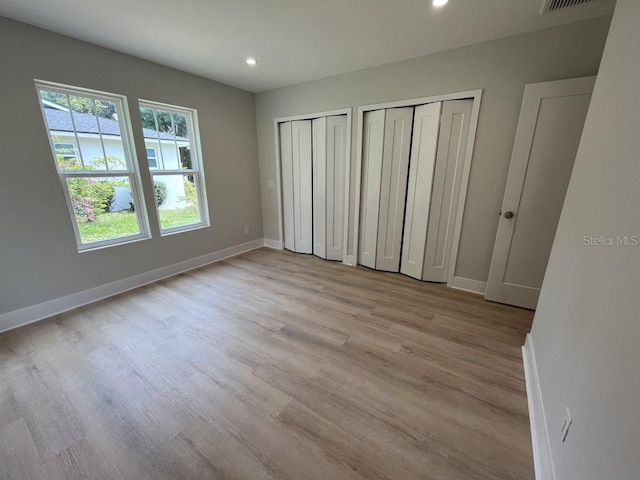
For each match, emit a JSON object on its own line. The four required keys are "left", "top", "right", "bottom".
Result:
{"left": 504, "top": 211, "right": 514, "bottom": 219}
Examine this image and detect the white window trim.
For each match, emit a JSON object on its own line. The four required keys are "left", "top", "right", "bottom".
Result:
{"left": 138, "top": 99, "right": 210, "bottom": 236}
{"left": 35, "top": 80, "right": 151, "bottom": 252}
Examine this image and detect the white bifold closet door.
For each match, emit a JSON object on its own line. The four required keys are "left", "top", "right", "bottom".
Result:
{"left": 280, "top": 122, "right": 295, "bottom": 251}
{"left": 400, "top": 102, "right": 442, "bottom": 279}
{"left": 376, "top": 107, "right": 414, "bottom": 272}
{"left": 325, "top": 115, "right": 348, "bottom": 261}
{"left": 282, "top": 115, "right": 347, "bottom": 259}
{"left": 422, "top": 99, "right": 473, "bottom": 282}
{"left": 281, "top": 120, "right": 313, "bottom": 254}
{"left": 359, "top": 110, "right": 385, "bottom": 269}
{"left": 312, "top": 115, "right": 347, "bottom": 261}
{"left": 312, "top": 117, "right": 328, "bottom": 258}
{"left": 359, "top": 108, "right": 413, "bottom": 271}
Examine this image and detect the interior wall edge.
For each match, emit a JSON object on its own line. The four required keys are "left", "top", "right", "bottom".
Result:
{"left": 0, "top": 238, "right": 266, "bottom": 334}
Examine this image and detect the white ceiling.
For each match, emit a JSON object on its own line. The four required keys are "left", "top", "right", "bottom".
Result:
{"left": 0, "top": 0, "right": 614, "bottom": 93}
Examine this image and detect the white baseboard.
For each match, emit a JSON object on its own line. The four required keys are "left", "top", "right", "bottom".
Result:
{"left": 523, "top": 334, "right": 556, "bottom": 480}
{"left": 0, "top": 238, "right": 265, "bottom": 334}
{"left": 263, "top": 238, "right": 283, "bottom": 250}
{"left": 450, "top": 276, "right": 487, "bottom": 295}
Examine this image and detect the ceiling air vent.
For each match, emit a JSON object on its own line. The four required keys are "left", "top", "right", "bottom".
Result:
{"left": 541, "top": 0, "right": 601, "bottom": 14}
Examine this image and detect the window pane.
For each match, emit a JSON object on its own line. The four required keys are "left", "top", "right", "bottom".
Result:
{"left": 156, "top": 110, "right": 173, "bottom": 135}
{"left": 68, "top": 95, "right": 107, "bottom": 171}
{"left": 40, "top": 91, "right": 80, "bottom": 170}
{"left": 178, "top": 145, "right": 192, "bottom": 170}
{"left": 161, "top": 141, "right": 180, "bottom": 170}
{"left": 145, "top": 148, "right": 158, "bottom": 169}
{"left": 153, "top": 174, "right": 202, "bottom": 230}
{"left": 66, "top": 176, "right": 141, "bottom": 244}
{"left": 172, "top": 112, "right": 189, "bottom": 140}
{"left": 100, "top": 100, "right": 128, "bottom": 171}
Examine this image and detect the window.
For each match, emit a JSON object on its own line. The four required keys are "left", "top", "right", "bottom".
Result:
{"left": 54, "top": 142, "right": 77, "bottom": 161}
{"left": 139, "top": 101, "right": 209, "bottom": 234}
{"left": 36, "top": 81, "right": 150, "bottom": 251}
{"left": 146, "top": 148, "right": 158, "bottom": 169}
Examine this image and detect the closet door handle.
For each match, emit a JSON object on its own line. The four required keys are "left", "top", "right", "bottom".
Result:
{"left": 504, "top": 211, "right": 514, "bottom": 219}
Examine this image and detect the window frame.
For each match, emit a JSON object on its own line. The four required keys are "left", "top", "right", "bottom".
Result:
{"left": 35, "top": 80, "right": 151, "bottom": 252}
{"left": 138, "top": 99, "right": 210, "bottom": 236}
{"left": 146, "top": 147, "right": 159, "bottom": 169}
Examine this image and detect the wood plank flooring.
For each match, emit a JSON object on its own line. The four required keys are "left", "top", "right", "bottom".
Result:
{"left": 0, "top": 248, "right": 535, "bottom": 480}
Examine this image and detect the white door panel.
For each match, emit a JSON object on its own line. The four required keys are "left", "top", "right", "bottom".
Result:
{"left": 359, "top": 110, "right": 385, "bottom": 269}
{"left": 423, "top": 100, "right": 473, "bottom": 282}
{"left": 327, "top": 115, "right": 347, "bottom": 261}
{"left": 401, "top": 102, "right": 442, "bottom": 280}
{"left": 376, "top": 107, "right": 414, "bottom": 272}
{"left": 312, "top": 117, "right": 327, "bottom": 259}
{"left": 279, "top": 122, "right": 295, "bottom": 251}
{"left": 292, "top": 120, "right": 313, "bottom": 254}
{"left": 486, "top": 77, "right": 595, "bottom": 309}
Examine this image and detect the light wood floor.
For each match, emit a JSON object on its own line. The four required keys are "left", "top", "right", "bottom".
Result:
{"left": 0, "top": 248, "right": 535, "bottom": 480}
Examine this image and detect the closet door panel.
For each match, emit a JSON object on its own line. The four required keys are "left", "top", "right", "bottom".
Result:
{"left": 401, "top": 102, "right": 442, "bottom": 280}
{"left": 358, "top": 110, "right": 385, "bottom": 269}
{"left": 312, "top": 117, "right": 327, "bottom": 259}
{"left": 423, "top": 100, "right": 473, "bottom": 282}
{"left": 279, "top": 122, "right": 295, "bottom": 251}
{"left": 375, "top": 107, "right": 414, "bottom": 272}
{"left": 292, "top": 120, "right": 313, "bottom": 254}
{"left": 327, "top": 115, "right": 347, "bottom": 261}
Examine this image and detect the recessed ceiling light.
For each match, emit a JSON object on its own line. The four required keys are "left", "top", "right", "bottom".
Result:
{"left": 246, "top": 58, "right": 257, "bottom": 66}
{"left": 433, "top": 0, "right": 449, "bottom": 6}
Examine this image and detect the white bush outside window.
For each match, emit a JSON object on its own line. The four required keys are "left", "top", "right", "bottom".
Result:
{"left": 36, "top": 81, "right": 150, "bottom": 251}
{"left": 138, "top": 101, "right": 209, "bottom": 234}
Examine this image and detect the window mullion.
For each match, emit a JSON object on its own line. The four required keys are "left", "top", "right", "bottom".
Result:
{"left": 65, "top": 94, "right": 87, "bottom": 170}
{"left": 92, "top": 99, "right": 110, "bottom": 171}
{"left": 152, "top": 108, "right": 166, "bottom": 170}
{"left": 170, "top": 112, "right": 181, "bottom": 171}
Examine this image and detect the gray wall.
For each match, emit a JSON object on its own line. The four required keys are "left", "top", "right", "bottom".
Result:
{"left": 531, "top": 0, "right": 640, "bottom": 478}
{"left": 255, "top": 17, "right": 611, "bottom": 283}
{"left": 0, "top": 17, "right": 262, "bottom": 316}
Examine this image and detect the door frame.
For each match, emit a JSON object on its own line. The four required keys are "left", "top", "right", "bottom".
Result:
{"left": 273, "top": 108, "right": 353, "bottom": 263}
{"left": 351, "top": 90, "right": 483, "bottom": 288}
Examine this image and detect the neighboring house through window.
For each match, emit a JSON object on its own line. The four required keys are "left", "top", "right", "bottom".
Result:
{"left": 139, "top": 101, "right": 209, "bottom": 234}
{"left": 36, "top": 81, "right": 150, "bottom": 251}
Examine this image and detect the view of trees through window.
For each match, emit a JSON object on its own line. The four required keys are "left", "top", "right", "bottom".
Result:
{"left": 138, "top": 102, "right": 206, "bottom": 233}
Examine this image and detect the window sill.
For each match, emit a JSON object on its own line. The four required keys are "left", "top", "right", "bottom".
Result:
{"left": 77, "top": 233, "right": 151, "bottom": 253}
{"left": 159, "top": 222, "right": 210, "bottom": 237}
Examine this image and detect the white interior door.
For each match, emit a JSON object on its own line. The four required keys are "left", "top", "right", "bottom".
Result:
{"left": 359, "top": 109, "right": 385, "bottom": 269}
{"left": 400, "top": 102, "right": 442, "bottom": 280}
{"left": 486, "top": 77, "right": 595, "bottom": 309}
{"left": 292, "top": 120, "right": 313, "bottom": 254}
{"left": 326, "top": 115, "right": 348, "bottom": 261}
{"left": 375, "top": 107, "right": 414, "bottom": 272}
{"left": 312, "top": 117, "right": 327, "bottom": 259}
{"left": 423, "top": 99, "right": 473, "bottom": 282}
{"left": 279, "top": 122, "right": 295, "bottom": 251}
